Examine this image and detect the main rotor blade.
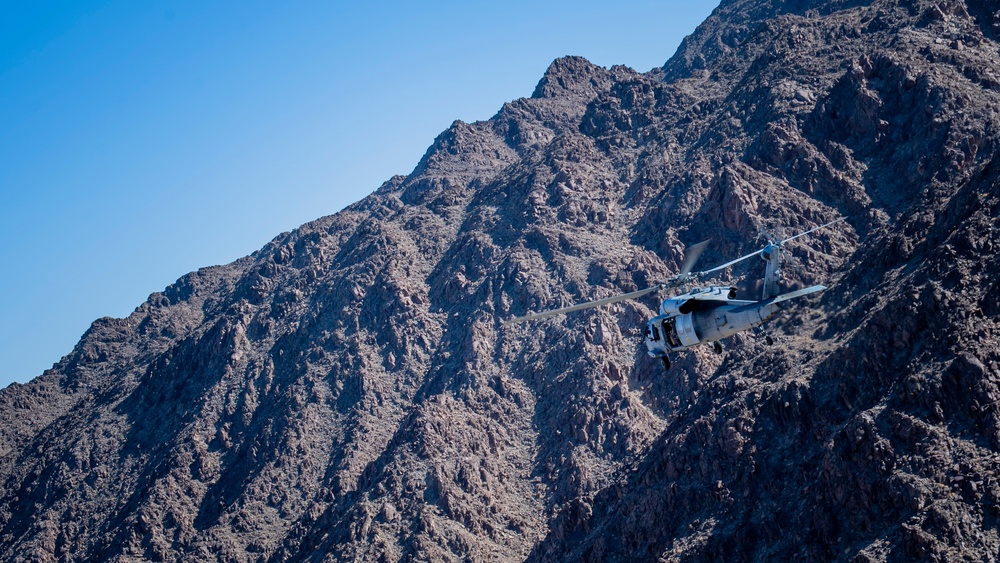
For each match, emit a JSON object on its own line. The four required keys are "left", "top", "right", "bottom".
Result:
{"left": 697, "top": 247, "right": 762, "bottom": 276}
{"left": 506, "top": 285, "right": 660, "bottom": 325}
{"left": 698, "top": 217, "right": 846, "bottom": 277}
{"left": 679, "top": 239, "right": 710, "bottom": 275}
{"left": 780, "top": 217, "right": 846, "bottom": 244}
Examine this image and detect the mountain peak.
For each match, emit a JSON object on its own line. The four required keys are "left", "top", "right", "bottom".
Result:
{"left": 4, "top": 0, "right": 1000, "bottom": 560}
{"left": 531, "top": 55, "right": 612, "bottom": 99}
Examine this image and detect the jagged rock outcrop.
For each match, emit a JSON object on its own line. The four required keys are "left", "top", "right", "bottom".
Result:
{"left": 3, "top": 0, "right": 1000, "bottom": 560}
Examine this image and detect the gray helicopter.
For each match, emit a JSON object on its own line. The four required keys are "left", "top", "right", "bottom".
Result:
{"left": 507, "top": 218, "right": 844, "bottom": 370}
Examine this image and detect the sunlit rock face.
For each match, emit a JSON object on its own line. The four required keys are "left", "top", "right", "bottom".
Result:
{"left": 3, "top": 0, "right": 1000, "bottom": 560}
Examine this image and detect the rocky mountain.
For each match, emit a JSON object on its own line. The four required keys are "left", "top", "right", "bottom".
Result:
{"left": 3, "top": 0, "right": 1000, "bottom": 560}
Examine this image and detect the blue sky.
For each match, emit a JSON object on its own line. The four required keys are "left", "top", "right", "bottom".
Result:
{"left": 0, "top": 1, "right": 719, "bottom": 388}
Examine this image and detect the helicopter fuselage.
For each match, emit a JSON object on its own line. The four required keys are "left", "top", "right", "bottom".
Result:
{"left": 506, "top": 218, "right": 844, "bottom": 370}
{"left": 643, "top": 285, "right": 779, "bottom": 357}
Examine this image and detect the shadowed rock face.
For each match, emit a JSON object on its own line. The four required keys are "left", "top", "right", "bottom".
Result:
{"left": 3, "top": 0, "right": 1000, "bottom": 560}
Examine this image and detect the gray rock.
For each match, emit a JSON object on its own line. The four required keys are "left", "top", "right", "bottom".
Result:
{"left": 3, "top": 0, "right": 1000, "bottom": 561}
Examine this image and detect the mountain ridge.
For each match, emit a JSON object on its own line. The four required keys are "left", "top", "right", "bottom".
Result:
{"left": 3, "top": 0, "right": 1000, "bottom": 560}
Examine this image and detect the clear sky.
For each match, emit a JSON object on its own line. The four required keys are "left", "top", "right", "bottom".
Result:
{"left": 0, "top": 1, "right": 720, "bottom": 388}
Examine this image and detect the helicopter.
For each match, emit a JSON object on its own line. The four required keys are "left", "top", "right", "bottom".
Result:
{"left": 506, "top": 218, "right": 845, "bottom": 370}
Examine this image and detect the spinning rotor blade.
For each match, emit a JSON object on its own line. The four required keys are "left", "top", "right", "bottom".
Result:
{"left": 779, "top": 217, "right": 846, "bottom": 244}
{"left": 507, "top": 238, "right": 712, "bottom": 324}
{"left": 697, "top": 248, "right": 762, "bottom": 277}
{"left": 506, "top": 285, "right": 660, "bottom": 325}
{"left": 679, "top": 240, "right": 710, "bottom": 275}
{"left": 697, "top": 217, "right": 846, "bottom": 278}
{"left": 505, "top": 219, "right": 846, "bottom": 325}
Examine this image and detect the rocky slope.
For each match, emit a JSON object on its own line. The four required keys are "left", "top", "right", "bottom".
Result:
{"left": 2, "top": 0, "right": 1000, "bottom": 560}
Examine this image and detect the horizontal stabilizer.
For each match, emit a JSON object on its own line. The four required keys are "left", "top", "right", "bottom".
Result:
{"left": 729, "top": 285, "right": 826, "bottom": 313}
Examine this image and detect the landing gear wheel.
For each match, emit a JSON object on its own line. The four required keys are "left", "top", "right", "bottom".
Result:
{"left": 712, "top": 341, "right": 724, "bottom": 355}
{"left": 661, "top": 356, "right": 671, "bottom": 371}
{"left": 765, "top": 335, "right": 774, "bottom": 346}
